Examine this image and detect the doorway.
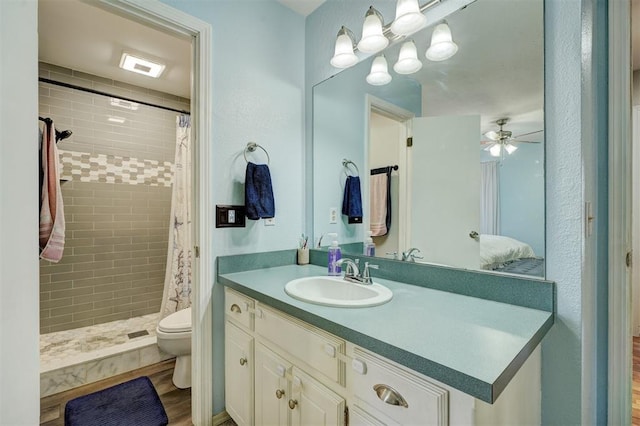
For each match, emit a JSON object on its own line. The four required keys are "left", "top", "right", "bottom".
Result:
{"left": 36, "top": 0, "right": 213, "bottom": 423}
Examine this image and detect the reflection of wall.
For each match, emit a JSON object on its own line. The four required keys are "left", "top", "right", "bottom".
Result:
{"left": 633, "top": 70, "right": 640, "bottom": 105}
{"left": 313, "top": 59, "right": 421, "bottom": 245}
{"left": 369, "top": 112, "right": 403, "bottom": 255}
{"left": 480, "top": 143, "right": 544, "bottom": 255}
{"left": 38, "top": 62, "right": 188, "bottom": 333}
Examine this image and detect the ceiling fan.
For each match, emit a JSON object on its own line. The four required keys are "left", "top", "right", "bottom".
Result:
{"left": 481, "top": 118, "right": 542, "bottom": 158}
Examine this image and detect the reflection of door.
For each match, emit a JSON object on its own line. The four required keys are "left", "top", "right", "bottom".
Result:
{"left": 410, "top": 115, "right": 480, "bottom": 269}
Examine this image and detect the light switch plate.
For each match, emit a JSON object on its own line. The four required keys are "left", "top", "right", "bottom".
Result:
{"left": 329, "top": 207, "right": 338, "bottom": 224}
{"left": 216, "top": 205, "right": 246, "bottom": 228}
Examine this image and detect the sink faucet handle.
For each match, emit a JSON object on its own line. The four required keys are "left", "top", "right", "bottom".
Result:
{"left": 362, "top": 262, "right": 379, "bottom": 284}
{"left": 385, "top": 251, "right": 398, "bottom": 260}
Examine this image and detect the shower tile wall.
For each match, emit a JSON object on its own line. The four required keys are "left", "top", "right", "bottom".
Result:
{"left": 38, "top": 62, "right": 190, "bottom": 334}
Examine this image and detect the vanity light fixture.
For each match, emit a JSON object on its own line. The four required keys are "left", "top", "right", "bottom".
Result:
{"left": 390, "top": 0, "right": 428, "bottom": 36}
{"left": 425, "top": 22, "right": 458, "bottom": 61}
{"left": 357, "top": 7, "right": 389, "bottom": 53}
{"left": 393, "top": 40, "right": 423, "bottom": 74}
{"left": 119, "top": 52, "right": 166, "bottom": 78}
{"left": 366, "top": 55, "right": 392, "bottom": 86}
{"left": 330, "top": 27, "right": 359, "bottom": 69}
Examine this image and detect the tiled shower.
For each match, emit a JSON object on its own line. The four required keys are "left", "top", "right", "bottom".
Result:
{"left": 38, "top": 62, "right": 189, "bottom": 396}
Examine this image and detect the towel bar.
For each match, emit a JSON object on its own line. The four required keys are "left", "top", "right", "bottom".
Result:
{"left": 244, "top": 142, "right": 270, "bottom": 165}
{"left": 342, "top": 158, "right": 360, "bottom": 176}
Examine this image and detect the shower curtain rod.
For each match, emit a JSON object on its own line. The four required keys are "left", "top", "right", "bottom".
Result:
{"left": 38, "top": 77, "right": 190, "bottom": 115}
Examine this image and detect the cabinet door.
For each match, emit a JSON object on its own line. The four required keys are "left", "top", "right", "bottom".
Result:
{"left": 255, "top": 343, "right": 291, "bottom": 426}
{"left": 225, "top": 321, "right": 254, "bottom": 426}
{"left": 290, "top": 367, "right": 346, "bottom": 426}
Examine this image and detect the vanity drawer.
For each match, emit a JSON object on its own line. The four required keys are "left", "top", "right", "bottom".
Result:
{"left": 255, "top": 303, "right": 346, "bottom": 386}
{"left": 225, "top": 288, "right": 255, "bottom": 331}
{"left": 351, "top": 347, "right": 448, "bottom": 426}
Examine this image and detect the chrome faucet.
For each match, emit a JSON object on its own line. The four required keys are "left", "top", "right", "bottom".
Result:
{"left": 333, "top": 258, "right": 359, "bottom": 279}
{"left": 402, "top": 248, "right": 423, "bottom": 262}
{"left": 334, "top": 258, "right": 378, "bottom": 285}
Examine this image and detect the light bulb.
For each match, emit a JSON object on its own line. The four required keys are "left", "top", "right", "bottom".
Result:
{"left": 357, "top": 7, "right": 389, "bottom": 53}
{"left": 393, "top": 40, "right": 423, "bottom": 74}
{"left": 366, "top": 55, "right": 392, "bottom": 86}
{"left": 426, "top": 22, "right": 458, "bottom": 61}
{"left": 489, "top": 144, "right": 502, "bottom": 157}
{"left": 505, "top": 144, "right": 518, "bottom": 154}
{"left": 390, "top": 0, "right": 427, "bottom": 36}
{"left": 330, "top": 27, "right": 358, "bottom": 69}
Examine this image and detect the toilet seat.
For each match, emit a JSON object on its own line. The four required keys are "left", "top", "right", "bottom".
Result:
{"left": 158, "top": 307, "right": 191, "bottom": 333}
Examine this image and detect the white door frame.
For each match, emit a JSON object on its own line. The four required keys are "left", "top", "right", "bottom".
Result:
{"left": 365, "top": 95, "right": 414, "bottom": 254}
{"left": 99, "top": 1, "right": 213, "bottom": 424}
{"left": 608, "top": 0, "right": 632, "bottom": 424}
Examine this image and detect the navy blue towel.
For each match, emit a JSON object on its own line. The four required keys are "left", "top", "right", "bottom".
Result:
{"left": 245, "top": 162, "right": 275, "bottom": 220}
{"left": 342, "top": 176, "right": 363, "bottom": 224}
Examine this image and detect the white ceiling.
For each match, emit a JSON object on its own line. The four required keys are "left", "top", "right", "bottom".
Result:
{"left": 38, "top": 0, "right": 191, "bottom": 98}
{"left": 277, "top": 0, "right": 326, "bottom": 16}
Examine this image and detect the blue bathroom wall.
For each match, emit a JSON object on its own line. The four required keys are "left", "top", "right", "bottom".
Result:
{"left": 480, "top": 142, "right": 545, "bottom": 256}
{"left": 160, "top": 0, "right": 305, "bottom": 414}
{"left": 313, "top": 58, "right": 421, "bottom": 245}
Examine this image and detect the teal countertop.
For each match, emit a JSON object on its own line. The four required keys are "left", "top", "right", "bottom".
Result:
{"left": 218, "top": 263, "right": 553, "bottom": 404}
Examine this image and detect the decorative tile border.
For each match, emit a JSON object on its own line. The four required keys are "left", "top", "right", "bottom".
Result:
{"left": 59, "top": 150, "right": 174, "bottom": 187}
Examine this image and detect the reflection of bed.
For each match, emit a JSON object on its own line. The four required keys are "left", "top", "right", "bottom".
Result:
{"left": 480, "top": 234, "right": 543, "bottom": 277}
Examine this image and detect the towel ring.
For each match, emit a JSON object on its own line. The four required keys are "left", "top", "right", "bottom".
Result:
{"left": 244, "top": 142, "right": 270, "bottom": 165}
{"left": 342, "top": 159, "right": 359, "bottom": 176}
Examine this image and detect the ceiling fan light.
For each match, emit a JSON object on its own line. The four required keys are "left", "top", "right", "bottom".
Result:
{"left": 393, "top": 40, "right": 423, "bottom": 74}
{"left": 366, "top": 55, "right": 392, "bottom": 86}
{"left": 425, "top": 22, "right": 458, "bottom": 61}
{"left": 358, "top": 7, "right": 389, "bottom": 53}
{"left": 489, "top": 144, "right": 501, "bottom": 157}
{"left": 505, "top": 144, "right": 518, "bottom": 154}
{"left": 390, "top": 0, "right": 427, "bottom": 36}
{"left": 330, "top": 27, "right": 358, "bottom": 69}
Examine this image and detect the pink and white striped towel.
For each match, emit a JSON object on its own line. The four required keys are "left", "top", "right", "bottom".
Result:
{"left": 39, "top": 121, "right": 65, "bottom": 262}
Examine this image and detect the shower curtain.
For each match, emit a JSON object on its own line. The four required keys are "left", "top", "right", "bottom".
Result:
{"left": 160, "top": 115, "right": 192, "bottom": 319}
{"left": 480, "top": 161, "right": 500, "bottom": 235}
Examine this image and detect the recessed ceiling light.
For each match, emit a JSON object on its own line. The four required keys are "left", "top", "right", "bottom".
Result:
{"left": 110, "top": 98, "right": 139, "bottom": 110}
{"left": 119, "top": 53, "right": 165, "bottom": 78}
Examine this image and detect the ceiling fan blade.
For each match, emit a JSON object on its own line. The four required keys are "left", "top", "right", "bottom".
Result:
{"left": 514, "top": 129, "right": 544, "bottom": 138}
{"left": 512, "top": 139, "right": 541, "bottom": 144}
{"left": 480, "top": 140, "right": 494, "bottom": 146}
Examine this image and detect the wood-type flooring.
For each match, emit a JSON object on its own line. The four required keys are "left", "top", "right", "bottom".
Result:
{"left": 40, "top": 359, "right": 191, "bottom": 425}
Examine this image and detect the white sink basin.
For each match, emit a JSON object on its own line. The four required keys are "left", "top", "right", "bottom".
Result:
{"left": 284, "top": 276, "right": 392, "bottom": 308}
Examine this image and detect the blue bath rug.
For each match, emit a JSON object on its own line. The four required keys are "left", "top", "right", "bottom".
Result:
{"left": 64, "top": 376, "right": 168, "bottom": 426}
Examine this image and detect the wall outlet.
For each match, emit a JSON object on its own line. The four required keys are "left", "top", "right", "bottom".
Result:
{"left": 264, "top": 218, "right": 276, "bottom": 226}
{"left": 329, "top": 207, "right": 338, "bottom": 224}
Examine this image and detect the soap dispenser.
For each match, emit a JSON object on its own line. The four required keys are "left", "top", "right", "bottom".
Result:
{"left": 327, "top": 233, "right": 342, "bottom": 276}
{"left": 364, "top": 231, "right": 376, "bottom": 256}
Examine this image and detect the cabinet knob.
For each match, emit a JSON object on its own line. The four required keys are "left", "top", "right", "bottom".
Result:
{"left": 239, "top": 357, "right": 248, "bottom": 366}
{"left": 373, "top": 384, "right": 409, "bottom": 408}
{"left": 275, "top": 389, "right": 285, "bottom": 399}
{"left": 230, "top": 303, "right": 242, "bottom": 313}
{"left": 288, "top": 399, "right": 298, "bottom": 410}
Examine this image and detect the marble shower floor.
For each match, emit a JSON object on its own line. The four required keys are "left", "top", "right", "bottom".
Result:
{"left": 40, "top": 313, "right": 160, "bottom": 372}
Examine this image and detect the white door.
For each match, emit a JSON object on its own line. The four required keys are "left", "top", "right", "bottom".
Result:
{"left": 290, "top": 367, "right": 345, "bottom": 426}
{"left": 225, "top": 322, "right": 254, "bottom": 426}
{"left": 255, "top": 343, "right": 291, "bottom": 426}
{"left": 410, "top": 115, "right": 481, "bottom": 269}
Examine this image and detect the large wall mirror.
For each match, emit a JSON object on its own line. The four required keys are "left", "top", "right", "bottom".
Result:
{"left": 312, "top": 0, "right": 544, "bottom": 277}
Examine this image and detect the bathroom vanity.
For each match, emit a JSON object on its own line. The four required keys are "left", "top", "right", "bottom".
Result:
{"left": 218, "top": 261, "right": 553, "bottom": 426}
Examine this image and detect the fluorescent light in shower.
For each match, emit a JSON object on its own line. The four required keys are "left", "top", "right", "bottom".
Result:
{"left": 108, "top": 116, "right": 126, "bottom": 124}
{"left": 119, "top": 53, "right": 166, "bottom": 78}
{"left": 110, "top": 98, "right": 139, "bottom": 111}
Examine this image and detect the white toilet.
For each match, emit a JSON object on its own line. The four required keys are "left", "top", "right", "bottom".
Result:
{"left": 156, "top": 307, "right": 192, "bottom": 389}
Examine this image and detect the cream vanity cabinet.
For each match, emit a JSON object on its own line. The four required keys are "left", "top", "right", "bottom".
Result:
{"left": 224, "top": 287, "right": 541, "bottom": 426}
{"left": 226, "top": 288, "right": 347, "bottom": 426}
